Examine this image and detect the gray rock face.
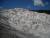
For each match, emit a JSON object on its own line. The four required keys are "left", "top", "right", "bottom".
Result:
{"left": 0, "top": 8, "right": 50, "bottom": 38}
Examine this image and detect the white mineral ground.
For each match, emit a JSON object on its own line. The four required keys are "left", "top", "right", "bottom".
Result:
{"left": 1, "top": 8, "right": 50, "bottom": 38}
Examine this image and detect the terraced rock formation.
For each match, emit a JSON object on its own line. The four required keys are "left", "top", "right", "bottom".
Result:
{"left": 0, "top": 8, "right": 50, "bottom": 38}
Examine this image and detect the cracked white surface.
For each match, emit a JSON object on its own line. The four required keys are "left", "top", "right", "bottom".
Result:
{"left": 2, "top": 8, "right": 50, "bottom": 35}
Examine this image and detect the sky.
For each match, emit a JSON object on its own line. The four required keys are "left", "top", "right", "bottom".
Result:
{"left": 0, "top": 0, "right": 50, "bottom": 10}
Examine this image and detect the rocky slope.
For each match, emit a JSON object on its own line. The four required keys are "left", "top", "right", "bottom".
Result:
{"left": 0, "top": 8, "right": 50, "bottom": 38}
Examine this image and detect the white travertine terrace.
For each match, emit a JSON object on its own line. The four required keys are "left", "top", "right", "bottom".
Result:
{"left": 2, "top": 8, "right": 50, "bottom": 36}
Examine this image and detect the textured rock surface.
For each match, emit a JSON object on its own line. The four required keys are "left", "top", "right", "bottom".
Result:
{"left": 0, "top": 8, "right": 50, "bottom": 38}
